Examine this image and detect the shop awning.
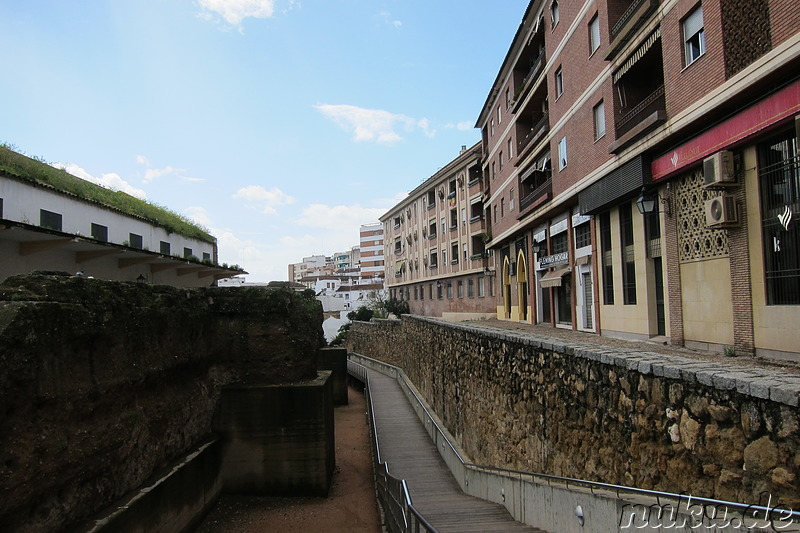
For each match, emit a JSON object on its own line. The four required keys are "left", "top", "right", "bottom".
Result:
{"left": 540, "top": 267, "right": 571, "bottom": 288}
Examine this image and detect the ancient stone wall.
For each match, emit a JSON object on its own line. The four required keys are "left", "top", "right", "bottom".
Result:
{"left": 0, "top": 273, "right": 323, "bottom": 533}
{"left": 347, "top": 316, "right": 800, "bottom": 509}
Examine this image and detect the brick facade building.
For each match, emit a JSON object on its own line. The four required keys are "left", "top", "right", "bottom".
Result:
{"left": 382, "top": 144, "right": 497, "bottom": 320}
{"left": 475, "top": 0, "right": 800, "bottom": 359}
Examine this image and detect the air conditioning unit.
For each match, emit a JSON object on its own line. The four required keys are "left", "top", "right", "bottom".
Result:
{"left": 705, "top": 194, "right": 739, "bottom": 227}
{"left": 703, "top": 150, "right": 736, "bottom": 187}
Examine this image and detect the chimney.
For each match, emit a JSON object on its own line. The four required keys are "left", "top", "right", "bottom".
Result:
{"left": 460, "top": 145, "right": 467, "bottom": 154}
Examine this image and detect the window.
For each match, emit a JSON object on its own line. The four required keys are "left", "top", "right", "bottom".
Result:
{"left": 451, "top": 242, "right": 459, "bottom": 264}
{"left": 575, "top": 222, "right": 592, "bottom": 249}
{"left": 510, "top": 188, "right": 515, "bottom": 211}
{"left": 442, "top": 249, "right": 447, "bottom": 265}
{"left": 508, "top": 138, "right": 513, "bottom": 160}
{"left": 39, "top": 209, "right": 62, "bottom": 231}
{"left": 429, "top": 283, "right": 433, "bottom": 299}
{"left": 457, "top": 280, "right": 463, "bottom": 298}
{"left": 558, "top": 136, "right": 568, "bottom": 170}
{"left": 447, "top": 282, "right": 453, "bottom": 299}
{"left": 468, "top": 278, "right": 475, "bottom": 298}
{"left": 551, "top": 232, "right": 568, "bottom": 254}
{"left": 620, "top": 203, "right": 637, "bottom": 305}
{"left": 499, "top": 151, "right": 504, "bottom": 171}
{"left": 183, "top": 246, "right": 193, "bottom": 258}
{"left": 430, "top": 250, "right": 438, "bottom": 268}
{"left": 589, "top": 14, "right": 601, "bottom": 54}
{"left": 203, "top": 252, "right": 211, "bottom": 262}
{"left": 593, "top": 100, "right": 606, "bottom": 140}
{"left": 555, "top": 67, "right": 564, "bottom": 97}
{"left": 394, "top": 237, "right": 402, "bottom": 254}
{"left": 490, "top": 118, "right": 495, "bottom": 137}
{"left": 420, "top": 284, "right": 424, "bottom": 300}
{"left": 91, "top": 223, "right": 108, "bottom": 242}
{"left": 441, "top": 217, "right": 446, "bottom": 234}
{"left": 498, "top": 105, "right": 502, "bottom": 124}
{"left": 463, "top": 243, "right": 468, "bottom": 261}
{"left": 461, "top": 208, "right": 467, "bottom": 226}
{"left": 505, "top": 88, "right": 511, "bottom": 108}
{"left": 129, "top": 233, "right": 143, "bottom": 249}
{"left": 501, "top": 198, "right": 505, "bottom": 218}
{"left": 551, "top": 0, "right": 559, "bottom": 27}
{"left": 414, "top": 286, "right": 418, "bottom": 300}
{"left": 758, "top": 131, "right": 800, "bottom": 305}
{"left": 426, "top": 189, "right": 436, "bottom": 209}
{"left": 492, "top": 161, "right": 496, "bottom": 180}
{"left": 494, "top": 205, "right": 498, "bottom": 223}
{"left": 437, "top": 282, "right": 443, "bottom": 299}
{"left": 683, "top": 4, "right": 705, "bottom": 66}
{"left": 450, "top": 209, "right": 458, "bottom": 229}
{"left": 600, "top": 213, "right": 614, "bottom": 305}
{"left": 429, "top": 218, "right": 437, "bottom": 237}
{"left": 0, "top": 198, "right": 3, "bottom": 218}
{"left": 478, "top": 276, "right": 486, "bottom": 297}
{"left": 393, "top": 216, "right": 401, "bottom": 229}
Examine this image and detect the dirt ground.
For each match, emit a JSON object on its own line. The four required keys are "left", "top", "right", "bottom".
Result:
{"left": 195, "top": 386, "right": 382, "bottom": 533}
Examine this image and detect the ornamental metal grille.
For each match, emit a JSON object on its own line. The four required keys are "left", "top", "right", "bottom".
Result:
{"left": 758, "top": 132, "right": 800, "bottom": 305}
{"left": 676, "top": 168, "right": 729, "bottom": 262}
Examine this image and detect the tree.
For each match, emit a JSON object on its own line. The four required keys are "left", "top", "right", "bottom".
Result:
{"left": 384, "top": 298, "right": 410, "bottom": 317}
{"left": 347, "top": 306, "right": 374, "bottom": 322}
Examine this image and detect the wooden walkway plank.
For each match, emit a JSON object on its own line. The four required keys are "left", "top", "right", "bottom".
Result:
{"left": 367, "top": 369, "right": 545, "bottom": 533}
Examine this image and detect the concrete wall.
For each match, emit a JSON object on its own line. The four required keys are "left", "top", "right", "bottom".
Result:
{"left": 347, "top": 316, "right": 800, "bottom": 510}
{"left": 213, "top": 375, "right": 335, "bottom": 497}
{"left": 0, "top": 272, "right": 324, "bottom": 533}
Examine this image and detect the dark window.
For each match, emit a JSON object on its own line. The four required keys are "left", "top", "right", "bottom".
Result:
{"left": 203, "top": 252, "right": 211, "bottom": 262}
{"left": 91, "top": 223, "right": 108, "bottom": 242}
{"left": 414, "top": 286, "right": 418, "bottom": 300}
{"left": 468, "top": 278, "right": 475, "bottom": 298}
{"left": 40, "top": 209, "right": 62, "bottom": 231}
{"left": 551, "top": 232, "right": 568, "bottom": 254}
{"left": 437, "top": 283, "right": 443, "bottom": 299}
{"left": 129, "top": 233, "right": 143, "bottom": 249}
{"left": 457, "top": 280, "right": 463, "bottom": 298}
{"left": 620, "top": 203, "right": 637, "bottom": 304}
{"left": 160, "top": 241, "right": 171, "bottom": 255}
{"left": 447, "top": 282, "right": 453, "bottom": 299}
{"left": 600, "top": 212, "right": 614, "bottom": 304}
{"left": 575, "top": 222, "right": 592, "bottom": 248}
{"left": 0, "top": 198, "right": 3, "bottom": 218}
{"left": 451, "top": 242, "right": 459, "bottom": 264}
{"left": 184, "top": 247, "right": 193, "bottom": 258}
{"left": 758, "top": 131, "right": 800, "bottom": 305}
{"left": 430, "top": 250, "right": 438, "bottom": 269}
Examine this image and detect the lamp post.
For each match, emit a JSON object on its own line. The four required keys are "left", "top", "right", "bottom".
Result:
{"left": 635, "top": 187, "right": 671, "bottom": 217}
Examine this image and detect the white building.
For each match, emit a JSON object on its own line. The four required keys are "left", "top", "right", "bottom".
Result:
{"left": 0, "top": 147, "right": 242, "bottom": 287}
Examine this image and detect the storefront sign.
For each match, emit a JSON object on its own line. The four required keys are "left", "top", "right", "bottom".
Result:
{"left": 651, "top": 79, "right": 800, "bottom": 182}
{"left": 540, "top": 252, "right": 569, "bottom": 267}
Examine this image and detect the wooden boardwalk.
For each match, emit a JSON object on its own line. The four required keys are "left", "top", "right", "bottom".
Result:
{"left": 367, "top": 369, "right": 545, "bottom": 533}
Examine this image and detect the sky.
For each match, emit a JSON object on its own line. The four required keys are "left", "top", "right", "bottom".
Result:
{"left": 0, "top": 0, "right": 526, "bottom": 282}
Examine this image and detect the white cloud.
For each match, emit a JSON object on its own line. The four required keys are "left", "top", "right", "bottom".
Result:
{"left": 233, "top": 185, "right": 295, "bottom": 215}
{"left": 379, "top": 11, "right": 402, "bottom": 28}
{"left": 197, "top": 0, "right": 275, "bottom": 27}
{"left": 135, "top": 154, "right": 150, "bottom": 165}
{"left": 314, "top": 104, "right": 433, "bottom": 145}
{"left": 296, "top": 203, "right": 387, "bottom": 232}
{"left": 53, "top": 163, "right": 147, "bottom": 199}
{"left": 143, "top": 165, "right": 177, "bottom": 183}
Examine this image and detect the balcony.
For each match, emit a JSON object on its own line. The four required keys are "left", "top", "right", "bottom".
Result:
{"left": 518, "top": 175, "right": 552, "bottom": 216}
{"left": 611, "top": 85, "right": 666, "bottom": 153}
{"left": 606, "top": 0, "right": 659, "bottom": 60}
{"left": 516, "top": 113, "right": 549, "bottom": 163}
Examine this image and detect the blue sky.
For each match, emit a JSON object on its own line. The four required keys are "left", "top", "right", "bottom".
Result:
{"left": 0, "top": 0, "right": 525, "bottom": 281}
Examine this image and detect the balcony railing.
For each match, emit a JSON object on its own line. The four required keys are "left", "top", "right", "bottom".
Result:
{"left": 513, "top": 51, "right": 546, "bottom": 107}
{"left": 615, "top": 85, "right": 665, "bottom": 138}
{"left": 517, "top": 113, "right": 549, "bottom": 157}
{"left": 519, "top": 177, "right": 552, "bottom": 214}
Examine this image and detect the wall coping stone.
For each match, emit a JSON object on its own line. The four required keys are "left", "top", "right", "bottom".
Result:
{"left": 402, "top": 316, "right": 800, "bottom": 406}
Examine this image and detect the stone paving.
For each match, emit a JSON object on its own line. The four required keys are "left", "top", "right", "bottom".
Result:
{"left": 450, "top": 318, "right": 800, "bottom": 407}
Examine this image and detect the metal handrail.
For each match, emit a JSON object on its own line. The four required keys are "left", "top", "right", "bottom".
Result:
{"left": 347, "top": 360, "right": 439, "bottom": 533}
{"left": 350, "top": 354, "right": 800, "bottom": 528}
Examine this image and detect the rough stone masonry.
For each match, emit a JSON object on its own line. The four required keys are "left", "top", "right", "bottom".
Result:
{"left": 0, "top": 272, "right": 324, "bottom": 533}
{"left": 347, "top": 316, "right": 800, "bottom": 509}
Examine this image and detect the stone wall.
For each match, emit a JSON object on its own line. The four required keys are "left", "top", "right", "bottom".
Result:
{"left": 0, "top": 272, "right": 324, "bottom": 533}
{"left": 347, "top": 316, "right": 800, "bottom": 509}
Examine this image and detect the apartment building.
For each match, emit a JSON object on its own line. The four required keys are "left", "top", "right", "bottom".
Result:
{"left": 0, "top": 147, "right": 241, "bottom": 287}
{"left": 359, "top": 223, "right": 385, "bottom": 280}
{"left": 381, "top": 143, "right": 496, "bottom": 320}
{"left": 477, "top": 0, "right": 800, "bottom": 359}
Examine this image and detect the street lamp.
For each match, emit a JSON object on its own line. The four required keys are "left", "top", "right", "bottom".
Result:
{"left": 635, "top": 187, "right": 671, "bottom": 217}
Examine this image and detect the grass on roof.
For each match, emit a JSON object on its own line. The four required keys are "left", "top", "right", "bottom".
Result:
{"left": 0, "top": 144, "right": 214, "bottom": 243}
